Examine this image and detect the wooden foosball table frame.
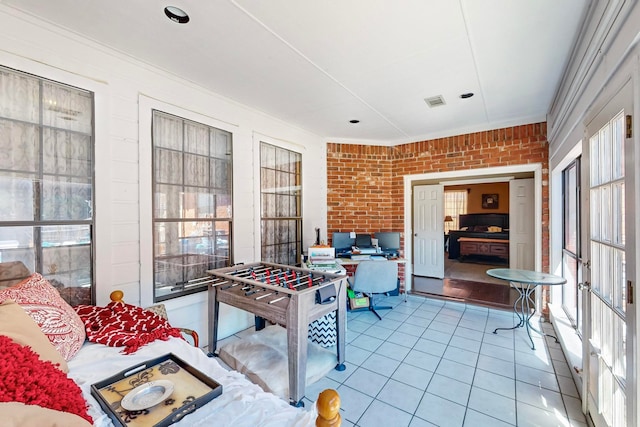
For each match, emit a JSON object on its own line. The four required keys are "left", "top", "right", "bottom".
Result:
{"left": 207, "top": 262, "right": 347, "bottom": 407}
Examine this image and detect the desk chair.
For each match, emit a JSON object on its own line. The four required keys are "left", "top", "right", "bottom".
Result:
{"left": 350, "top": 260, "right": 398, "bottom": 320}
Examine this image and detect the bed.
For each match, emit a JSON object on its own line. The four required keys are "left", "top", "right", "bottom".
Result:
{"left": 0, "top": 263, "right": 341, "bottom": 427}
{"left": 70, "top": 337, "right": 321, "bottom": 427}
{"left": 448, "top": 213, "right": 510, "bottom": 260}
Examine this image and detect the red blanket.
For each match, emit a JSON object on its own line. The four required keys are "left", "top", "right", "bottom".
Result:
{"left": 74, "top": 302, "right": 184, "bottom": 354}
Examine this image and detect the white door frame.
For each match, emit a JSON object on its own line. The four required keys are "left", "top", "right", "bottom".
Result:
{"left": 403, "top": 164, "right": 543, "bottom": 295}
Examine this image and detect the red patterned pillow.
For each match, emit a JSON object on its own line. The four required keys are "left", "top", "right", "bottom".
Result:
{"left": 0, "top": 273, "right": 86, "bottom": 361}
{"left": 74, "top": 301, "right": 183, "bottom": 354}
{"left": 0, "top": 335, "right": 92, "bottom": 424}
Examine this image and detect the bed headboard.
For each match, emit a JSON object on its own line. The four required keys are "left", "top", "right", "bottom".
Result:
{"left": 459, "top": 213, "right": 509, "bottom": 230}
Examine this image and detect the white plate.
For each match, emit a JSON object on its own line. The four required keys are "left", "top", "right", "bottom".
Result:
{"left": 121, "top": 380, "right": 175, "bottom": 411}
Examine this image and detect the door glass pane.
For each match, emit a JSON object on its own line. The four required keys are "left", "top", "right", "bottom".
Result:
{"left": 612, "top": 112, "right": 625, "bottom": 180}
{"left": 613, "top": 248, "right": 625, "bottom": 313}
{"left": 613, "top": 181, "right": 625, "bottom": 246}
{"left": 590, "top": 134, "right": 599, "bottom": 186}
{"left": 600, "top": 244, "right": 612, "bottom": 303}
{"left": 591, "top": 241, "right": 600, "bottom": 293}
{"left": 590, "top": 187, "right": 600, "bottom": 240}
{"left": 599, "top": 125, "right": 611, "bottom": 184}
{"left": 600, "top": 184, "right": 611, "bottom": 243}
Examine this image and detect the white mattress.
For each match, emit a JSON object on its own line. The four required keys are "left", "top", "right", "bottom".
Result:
{"left": 68, "top": 337, "right": 317, "bottom": 427}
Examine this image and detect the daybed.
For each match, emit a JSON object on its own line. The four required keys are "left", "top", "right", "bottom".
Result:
{"left": 448, "top": 213, "right": 510, "bottom": 260}
{"left": 0, "top": 263, "right": 341, "bottom": 427}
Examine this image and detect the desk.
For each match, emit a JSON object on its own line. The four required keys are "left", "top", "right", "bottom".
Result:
{"left": 487, "top": 268, "right": 566, "bottom": 350}
{"left": 207, "top": 262, "right": 347, "bottom": 407}
{"left": 336, "top": 257, "right": 406, "bottom": 266}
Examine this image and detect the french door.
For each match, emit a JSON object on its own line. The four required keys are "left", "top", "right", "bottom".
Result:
{"left": 582, "top": 81, "right": 634, "bottom": 427}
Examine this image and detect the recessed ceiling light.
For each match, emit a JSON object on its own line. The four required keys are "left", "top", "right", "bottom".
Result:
{"left": 460, "top": 92, "right": 474, "bottom": 99}
{"left": 349, "top": 119, "right": 360, "bottom": 124}
{"left": 165, "top": 6, "right": 189, "bottom": 24}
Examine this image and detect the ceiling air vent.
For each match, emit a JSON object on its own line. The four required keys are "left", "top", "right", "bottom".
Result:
{"left": 424, "top": 95, "right": 446, "bottom": 108}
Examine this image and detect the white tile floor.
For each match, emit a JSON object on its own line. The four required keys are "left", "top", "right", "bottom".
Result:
{"left": 218, "top": 294, "right": 588, "bottom": 427}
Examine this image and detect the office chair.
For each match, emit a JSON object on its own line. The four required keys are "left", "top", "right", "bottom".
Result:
{"left": 350, "top": 260, "right": 398, "bottom": 320}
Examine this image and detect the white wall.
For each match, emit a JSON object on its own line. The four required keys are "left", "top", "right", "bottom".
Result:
{"left": 0, "top": 6, "right": 328, "bottom": 345}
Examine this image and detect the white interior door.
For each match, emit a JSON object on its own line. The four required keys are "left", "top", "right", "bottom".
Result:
{"left": 413, "top": 184, "right": 444, "bottom": 278}
{"left": 509, "top": 178, "right": 535, "bottom": 270}
{"left": 582, "top": 81, "right": 634, "bottom": 427}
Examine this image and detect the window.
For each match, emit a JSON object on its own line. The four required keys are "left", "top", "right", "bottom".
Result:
{"left": 0, "top": 66, "right": 94, "bottom": 305}
{"left": 562, "top": 158, "right": 581, "bottom": 330}
{"left": 260, "top": 142, "right": 302, "bottom": 265}
{"left": 444, "top": 190, "right": 467, "bottom": 233}
{"left": 152, "top": 110, "right": 232, "bottom": 301}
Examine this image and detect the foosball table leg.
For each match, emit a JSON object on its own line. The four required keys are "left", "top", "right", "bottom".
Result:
{"left": 255, "top": 316, "right": 266, "bottom": 331}
{"left": 290, "top": 399, "right": 305, "bottom": 408}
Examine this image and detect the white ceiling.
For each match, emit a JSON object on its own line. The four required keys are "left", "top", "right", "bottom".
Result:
{"left": 1, "top": 0, "right": 590, "bottom": 144}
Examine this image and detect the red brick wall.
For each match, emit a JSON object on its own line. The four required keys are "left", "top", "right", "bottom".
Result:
{"left": 327, "top": 122, "right": 550, "bottom": 289}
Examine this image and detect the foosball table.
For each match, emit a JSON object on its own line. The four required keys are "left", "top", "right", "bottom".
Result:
{"left": 206, "top": 262, "right": 347, "bottom": 407}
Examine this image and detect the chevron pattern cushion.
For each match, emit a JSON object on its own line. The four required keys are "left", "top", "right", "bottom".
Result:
{"left": 308, "top": 312, "right": 337, "bottom": 348}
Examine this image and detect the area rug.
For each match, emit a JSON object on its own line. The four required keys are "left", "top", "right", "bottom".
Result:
{"left": 444, "top": 257, "right": 507, "bottom": 285}
{"left": 218, "top": 325, "right": 337, "bottom": 401}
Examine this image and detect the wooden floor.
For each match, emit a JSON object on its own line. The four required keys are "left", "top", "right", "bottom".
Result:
{"left": 411, "top": 276, "right": 520, "bottom": 311}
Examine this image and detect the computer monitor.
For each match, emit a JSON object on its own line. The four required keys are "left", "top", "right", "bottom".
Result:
{"left": 332, "top": 232, "right": 355, "bottom": 253}
{"left": 375, "top": 232, "right": 400, "bottom": 250}
{"left": 355, "top": 233, "right": 373, "bottom": 248}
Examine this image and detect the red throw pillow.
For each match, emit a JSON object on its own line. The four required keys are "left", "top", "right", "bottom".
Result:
{"left": 75, "top": 301, "right": 183, "bottom": 354}
{"left": 0, "top": 273, "right": 86, "bottom": 361}
{"left": 0, "top": 335, "right": 92, "bottom": 424}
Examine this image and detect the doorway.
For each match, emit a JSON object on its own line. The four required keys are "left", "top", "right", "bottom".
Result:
{"left": 404, "top": 164, "right": 543, "bottom": 307}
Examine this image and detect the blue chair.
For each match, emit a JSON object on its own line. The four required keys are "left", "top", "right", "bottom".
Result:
{"left": 350, "top": 260, "right": 398, "bottom": 320}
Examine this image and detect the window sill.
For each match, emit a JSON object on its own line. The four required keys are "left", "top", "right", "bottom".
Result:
{"left": 548, "top": 303, "right": 584, "bottom": 399}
